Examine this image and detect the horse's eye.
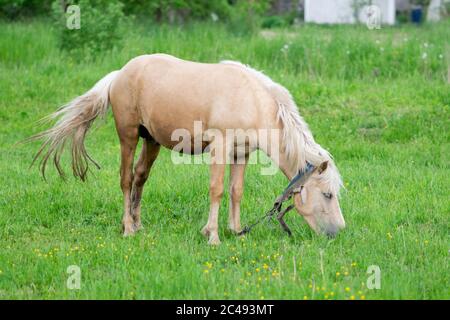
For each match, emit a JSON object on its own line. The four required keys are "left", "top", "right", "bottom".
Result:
{"left": 323, "top": 192, "right": 332, "bottom": 199}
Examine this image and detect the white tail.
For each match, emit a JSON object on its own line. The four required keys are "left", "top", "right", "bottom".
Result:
{"left": 30, "top": 70, "right": 119, "bottom": 181}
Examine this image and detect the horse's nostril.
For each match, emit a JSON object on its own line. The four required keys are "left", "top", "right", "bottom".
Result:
{"left": 326, "top": 231, "right": 337, "bottom": 238}
{"left": 325, "top": 225, "right": 339, "bottom": 238}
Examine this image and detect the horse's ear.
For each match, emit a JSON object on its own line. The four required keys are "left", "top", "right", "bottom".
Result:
{"left": 318, "top": 161, "right": 328, "bottom": 174}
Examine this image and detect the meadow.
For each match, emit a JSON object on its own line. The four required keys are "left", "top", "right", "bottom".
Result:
{"left": 0, "top": 19, "right": 449, "bottom": 299}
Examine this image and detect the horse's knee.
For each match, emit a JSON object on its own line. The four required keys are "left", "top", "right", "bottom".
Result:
{"left": 230, "top": 183, "right": 243, "bottom": 201}
{"left": 120, "top": 175, "right": 133, "bottom": 193}
{"left": 210, "top": 183, "right": 224, "bottom": 200}
{"left": 134, "top": 167, "right": 148, "bottom": 187}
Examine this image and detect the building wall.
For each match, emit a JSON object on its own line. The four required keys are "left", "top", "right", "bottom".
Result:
{"left": 304, "top": 0, "right": 396, "bottom": 25}
{"left": 396, "top": 0, "right": 410, "bottom": 11}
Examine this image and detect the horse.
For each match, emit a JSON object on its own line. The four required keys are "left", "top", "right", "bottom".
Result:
{"left": 31, "top": 54, "right": 345, "bottom": 244}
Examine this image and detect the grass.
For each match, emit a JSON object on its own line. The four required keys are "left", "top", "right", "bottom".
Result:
{"left": 0, "top": 18, "right": 449, "bottom": 300}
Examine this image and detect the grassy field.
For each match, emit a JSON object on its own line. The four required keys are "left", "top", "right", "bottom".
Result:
{"left": 0, "top": 19, "right": 449, "bottom": 300}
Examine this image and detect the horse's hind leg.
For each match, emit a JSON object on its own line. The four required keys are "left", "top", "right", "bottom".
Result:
{"left": 131, "top": 138, "right": 160, "bottom": 231}
{"left": 118, "top": 126, "right": 139, "bottom": 236}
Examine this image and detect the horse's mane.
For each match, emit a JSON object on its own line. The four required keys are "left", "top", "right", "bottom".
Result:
{"left": 220, "top": 60, "right": 343, "bottom": 195}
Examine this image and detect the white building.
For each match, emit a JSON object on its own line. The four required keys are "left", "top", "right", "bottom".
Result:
{"left": 304, "top": 0, "right": 396, "bottom": 25}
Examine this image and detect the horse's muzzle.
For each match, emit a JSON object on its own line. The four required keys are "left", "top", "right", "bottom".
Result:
{"left": 324, "top": 222, "right": 345, "bottom": 238}
{"left": 325, "top": 225, "right": 339, "bottom": 238}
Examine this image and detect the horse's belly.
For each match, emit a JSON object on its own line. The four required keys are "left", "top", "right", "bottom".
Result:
{"left": 142, "top": 107, "right": 210, "bottom": 154}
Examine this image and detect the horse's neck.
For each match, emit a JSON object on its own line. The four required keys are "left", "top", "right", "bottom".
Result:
{"left": 276, "top": 150, "right": 298, "bottom": 180}
{"left": 253, "top": 111, "right": 298, "bottom": 181}
{"left": 259, "top": 138, "right": 297, "bottom": 180}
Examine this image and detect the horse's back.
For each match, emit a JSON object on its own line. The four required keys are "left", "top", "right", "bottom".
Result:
{"left": 110, "top": 54, "right": 276, "bottom": 149}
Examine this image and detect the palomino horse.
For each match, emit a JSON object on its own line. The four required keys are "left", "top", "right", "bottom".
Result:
{"left": 32, "top": 54, "right": 345, "bottom": 244}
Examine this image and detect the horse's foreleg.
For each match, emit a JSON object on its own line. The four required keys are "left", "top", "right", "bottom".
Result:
{"left": 131, "top": 139, "right": 160, "bottom": 232}
{"left": 229, "top": 160, "right": 248, "bottom": 234}
{"left": 202, "top": 163, "right": 226, "bottom": 245}
{"left": 119, "top": 129, "right": 139, "bottom": 236}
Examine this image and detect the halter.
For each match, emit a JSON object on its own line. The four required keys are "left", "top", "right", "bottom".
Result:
{"left": 238, "top": 162, "right": 315, "bottom": 237}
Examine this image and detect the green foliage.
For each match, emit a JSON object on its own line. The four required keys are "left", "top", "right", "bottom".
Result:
{"left": 262, "top": 15, "right": 287, "bottom": 28}
{"left": 123, "top": 0, "right": 233, "bottom": 22}
{"left": 411, "top": 0, "right": 431, "bottom": 6}
{"left": 51, "top": 0, "right": 128, "bottom": 58}
{"left": 226, "top": 0, "right": 271, "bottom": 35}
{"left": 122, "top": 0, "right": 271, "bottom": 30}
{"left": 261, "top": 12, "right": 299, "bottom": 29}
{"left": 0, "top": 0, "right": 273, "bottom": 27}
{"left": 0, "top": 0, "right": 52, "bottom": 19}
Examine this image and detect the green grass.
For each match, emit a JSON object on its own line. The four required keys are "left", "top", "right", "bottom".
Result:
{"left": 0, "top": 19, "right": 449, "bottom": 299}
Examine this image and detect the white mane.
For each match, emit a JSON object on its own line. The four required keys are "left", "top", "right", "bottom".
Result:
{"left": 220, "top": 60, "right": 343, "bottom": 195}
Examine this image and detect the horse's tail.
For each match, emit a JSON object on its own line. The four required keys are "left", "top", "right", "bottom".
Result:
{"left": 29, "top": 70, "right": 120, "bottom": 181}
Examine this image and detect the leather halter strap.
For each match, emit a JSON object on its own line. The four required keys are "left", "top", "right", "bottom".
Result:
{"left": 238, "top": 162, "right": 316, "bottom": 236}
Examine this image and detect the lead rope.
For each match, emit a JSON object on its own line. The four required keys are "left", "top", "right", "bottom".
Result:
{"left": 237, "top": 189, "right": 302, "bottom": 237}
{"left": 238, "top": 162, "right": 315, "bottom": 237}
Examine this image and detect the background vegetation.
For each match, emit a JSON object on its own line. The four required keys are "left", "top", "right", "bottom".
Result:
{"left": 0, "top": 1, "right": 448, "bottom": 299}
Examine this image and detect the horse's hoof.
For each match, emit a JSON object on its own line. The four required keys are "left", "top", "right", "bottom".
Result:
{"left": 122, "top": 225, "right": 135, "bottom": 237}
{"left": 208, "top": 236, "right": 221, "bottom": 246}
{"left": 133, "top": 223, "right": 143, "bottom": 232}
{"left": 229, "top": 227, "right": 243, "bottom": 235}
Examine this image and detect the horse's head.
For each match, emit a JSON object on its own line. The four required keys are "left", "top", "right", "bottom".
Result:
{"left": 293, "top": 161, "right": 345, "bottom": 237}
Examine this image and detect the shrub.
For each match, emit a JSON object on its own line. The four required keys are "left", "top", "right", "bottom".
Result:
{"left": 261, "top": 15, "right": 288, "bottom": 29}
{"left": 51, "top": 0, "right": 128, "bottom": 57}
{"left": 226, "top": 0, "right": 271, "bottom": 35}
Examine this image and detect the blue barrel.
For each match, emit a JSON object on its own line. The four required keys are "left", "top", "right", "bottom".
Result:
{"left": 411, "top": 6, "right": 423, "bottom": 24}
